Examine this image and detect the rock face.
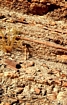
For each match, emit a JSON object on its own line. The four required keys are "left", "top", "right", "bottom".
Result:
{"left": 0, "top": 0, "right": 66, "bottom": 15}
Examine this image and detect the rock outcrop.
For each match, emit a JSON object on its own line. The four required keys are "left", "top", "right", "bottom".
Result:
{"left": 0, "top": 0, "right": 67, "bottom": 15}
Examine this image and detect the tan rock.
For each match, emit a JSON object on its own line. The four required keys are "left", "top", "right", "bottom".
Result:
{"left": 22, "top": 61, "right": 34, "bottom": 69}
{"left": 16, "top": 17, "right": 26, "bottom": 23}
{"left": 46, "top": 85, "right": 53, "bottom": 94}
{"left": 57, "top": 91, "right": 67, "bottom": 100}
{"left": 0, "top": 102, "right": 10, "bottom": 105}
{"left": 26, "top": 103, "right": 31, "bottom": 105}
{"left": 50, "top": 21, "right": 56, "bottom": 26}
{"left": 0, "top": 102, "right": 4, "bottom": 105}
{"left": 53, "top": 78, "right": 61, "bottom": 85}
{"left": 5, "top": 103, "right": 10, "bottom": 105}
{"left": 4, "top": 71, "right": 10, "bottom": 77}
{"left": 63, "top": 98, "right": 67, "bottom": 105}
{"left": 25, "top": 69, "right": 32, "bottom": 74}
{"left": 42, "top": 63, "right": 48, "bottom": 68}
{"left": 5, "top": 0, "right": 13, "bottom": 2}
{"left": 57, "top": 55, "right": 67, "bottom": 63}
{"left": 60, "top": 73, "right": 67, "bottom": 79}
{"left": 27, "top": 61, "right": 35, "bottom": 67}
{"left": 32, "top": 0, "right": 39, "bottom": 2}
{"left": 47, "top": 92, "right": 57, "bottom": 101}
{"left": 0, "top": 73, "right": 3, "bottom": 77}
{"left": 40, "top": 0, "right": 47, "bottom": 3}
{"left": 4, "top": 72, "right": 18, "bottom": 79}
{"left": 34, "top": 88, "right": 41, "bottom": 94}
{"left": 15, "top": 87, "right": 23, "bottom": 94}
{"left": 48, "top": 69, "right": 60, "bottom": 76}
{"left": 18, "top": 0, "right": 24, "bottom": 2}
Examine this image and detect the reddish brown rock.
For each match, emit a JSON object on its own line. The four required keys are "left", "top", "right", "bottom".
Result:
{"left": 29, "top": 3, "right": 48, "bottom": 15}
{"left": 4, "top": 59, "right": 17, "bottom": 70}
{"left": 0, "top": 0, "right": 66, "bottom": 15}
{"left": 62, "top": 81, "right": 67, "bottom": 87}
